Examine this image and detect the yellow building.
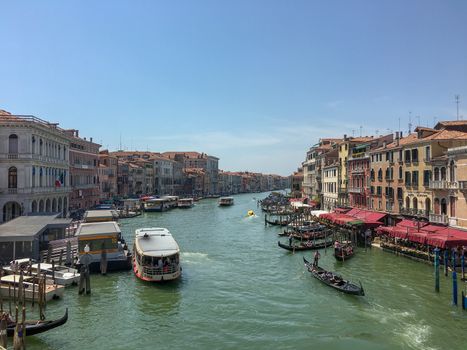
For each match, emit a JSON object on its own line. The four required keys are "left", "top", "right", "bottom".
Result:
{"left": 400, "top": 125, "right": 467, "bottom": 223}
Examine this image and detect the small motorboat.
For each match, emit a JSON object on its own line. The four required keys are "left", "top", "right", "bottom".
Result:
{"left": 277, "top": 239, "right": 333, "bottom": 251}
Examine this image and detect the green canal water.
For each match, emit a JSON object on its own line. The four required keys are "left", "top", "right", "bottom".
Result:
{"left": 26, "top": 192, "right": 467, "bottom": 350}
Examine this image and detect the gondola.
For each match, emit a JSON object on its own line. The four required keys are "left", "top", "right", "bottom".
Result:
{"left": 334, "top": 243, "right": 355, "bottom": 261}
{"left": 277, "top": 239, "right": 333, "bottom": 251}
{"left": 303, "top": 257, "right": 364, "bottom": 296}
{"left": 5, "top": 308, "right": 68, "bottom": 337}
{"left": 266, "top": 218, "right": 290, "bottom": 226}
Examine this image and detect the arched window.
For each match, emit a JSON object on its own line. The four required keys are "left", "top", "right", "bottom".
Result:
{"left": 9, "top": 134, "right": 18, "bottom": 154}
{"left": 378, "top": 169, "right": 383, "bottom": 181}
{"left": 413, "top": 197, "right": 418, "bottom": 211}
{"left": 8, "top": 167, "right": 17, "bottom": 188}
{"left": 425, "top": 198, "right": 431, "bottom": 213}
{"left": 441, "top": 198, "right": 447, "bottom": 215}
{"left": 434, "top": 167, "right": 439, "bottom": 181}
{"left": 405, "top": 196, "right": 410, "bottom": 209}
{"left": 39, "top": 139, "right": 43, "bottom": 155}
{"left": 32, "top": 136, "right": 36, "bottom": 153}
{"left": 370, "top": 169, "right": 375, "bottom": 181}
{"left": 399, "top": 166, "right": 403, "bottom": 179}
{"left": 440, "top": 167, "right": 446, "bottom": 181}
{"left": 449, "top": 160, "right": 455, "bottom": 182}
{"left": 385, "top": 168, "right": 390, "bottom": 180}
{"left": 31, "top": 200, "right": 37, "bottom": 213}
{"left": 434, "top": 198, "right": 440, "bottom": 214}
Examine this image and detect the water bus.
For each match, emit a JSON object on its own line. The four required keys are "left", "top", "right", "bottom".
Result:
{"left": 219, "top": 197, "right": 234, "bottom": 206}
{"left": 178, "top": 198, "right": 194, "bottom": 208}
{"left": 133, "top": 228, "right": 181, "bottom": 282}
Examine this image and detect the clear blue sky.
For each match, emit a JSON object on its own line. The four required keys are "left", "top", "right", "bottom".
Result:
{"left": 1, "top": 0, "right": 466, "bottom": 175}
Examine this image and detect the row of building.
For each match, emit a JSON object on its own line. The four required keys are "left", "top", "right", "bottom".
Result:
{"left": 0, "top": 109, "right": 288, "bottom": 223}
{"left": 293, "top": 120, "right": 467, "bottom": 229}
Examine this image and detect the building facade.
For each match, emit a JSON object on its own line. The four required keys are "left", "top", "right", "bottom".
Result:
{"left": 0, "top": 111, "right": 71, "bottom": 223}
{"left": 66, "top": 130, "right": 100, "bottom": 211}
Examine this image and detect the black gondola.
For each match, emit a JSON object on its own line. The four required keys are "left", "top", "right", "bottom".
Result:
{"left": 266, "top": 218, "right": 290, "bottom": 226}
{"left": 303, "top": 257, "right": 364, "bottom": 296}
{"left": 334, "top": 243, "right": 355, "bottom": 261}
{"left": 6, "top": 308, "right": 68, "bottom": 337}
{"left": 277, "top": 239, "right": 333, "bottom": 251}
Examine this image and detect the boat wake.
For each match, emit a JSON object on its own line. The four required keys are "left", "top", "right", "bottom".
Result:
{"left": 181, "top": 252, "right": 210, "bottom": 263}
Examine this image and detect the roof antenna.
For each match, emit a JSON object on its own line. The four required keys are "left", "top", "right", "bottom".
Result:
{"left": 408, "top": 111, "right": 412, "bottom": 134}
{"left": 352, "top": 129, "right": 355, "bottom": 137}
{"left": 455, "top": 94, "right": 460, "bottom": 120}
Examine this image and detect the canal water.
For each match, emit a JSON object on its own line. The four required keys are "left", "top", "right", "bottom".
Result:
{"left": 27, "top": 192, "right": 467, "bottom": 350}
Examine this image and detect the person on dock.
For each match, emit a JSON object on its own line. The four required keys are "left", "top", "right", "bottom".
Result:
{"left": 313, "top": 251, "right": 321, "bottom": 268}
{"left": 289, "top": 235, "right": 293, "bottom": 247}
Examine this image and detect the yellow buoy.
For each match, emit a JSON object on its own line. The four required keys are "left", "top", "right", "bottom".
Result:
{"left": 247, "top": 210, "right": 255, "bottom": 217}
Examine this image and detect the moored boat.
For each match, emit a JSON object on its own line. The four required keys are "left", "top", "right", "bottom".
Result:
{"left": 5, "top": 308, "right": 68, "bottom": 337}
{"left": 219, "top": 197, "right": 234, "bottom": 206}
{"left": 303, "top": 257, "right": 364, "bottom": 296}
{"left": 133, "top": 228, "right": 181, "bottom": 282}
{"left": 334, "top": 241, "right": 355, "bottom": 261}
{"left": 76, "top": 222, "right": 132, "bottom": 273}
{"left": 3, "top": 259, "right": 79, "bottom": 286}
{"left": 0, "top": 275, "right": 64, "bottom": 301}
{"left": 277, "top": 239, "right": 333, "bottom": 251}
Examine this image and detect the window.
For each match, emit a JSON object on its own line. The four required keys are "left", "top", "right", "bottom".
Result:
{"left": 399, "top": 166, "right": 403, "bottom": 179}
{"left": 405, "top": 171, "right": 411, "bottom": 185}
{"left": 412, "top": 171, "right": 419, "bottom": 186}
{"left": 412, "top": 149, "right": 418, "bottom": 162}
{"left": 449, "top": 160, "right": 455, "bottom": 182}
{"left": 377, "top": 186, "right": 382, "bottom": 196}
{"left": 8, "top": 167, "right": 17, "bottom": 188}
{"left": 370, "top": 169, "right": 375, "bottom": 181}
{"left": 378, "top": 169, "right": 383, "bottom": 181}
{"left": 397, "top": 187, "right": 403, "bottom": 200}
{"left": 425, "top": 146, "right": 430, "bottom": 161}
{"left": 423, "top": 170, "right": 431, "bottom": 186}
{"left": 8, "top": 134, "right": 18, "bottom": 154}
{"left": 405, "top": 150, "right": 411, "bottom": 163}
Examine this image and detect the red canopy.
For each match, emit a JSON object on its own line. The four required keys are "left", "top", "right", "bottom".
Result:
{"left": 397, "top": 219, "right": 428, "bottom": 229}
{"left": 407, "top": 231, "right": 427, "bottom": 244}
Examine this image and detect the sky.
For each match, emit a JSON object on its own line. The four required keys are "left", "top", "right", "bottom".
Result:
{"left": 1, "top": 0, "right": 466, "bottom": 176}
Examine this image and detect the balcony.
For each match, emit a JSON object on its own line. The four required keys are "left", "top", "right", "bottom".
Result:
{"left": 429, "top": 213, "right": 449, "bottom": 225}
{"left": 0, "top": 186, "right": 71, "bottom": 195}
{"left": 429, "top": 180, "right": 458, "bottom": 190}
{"left": 459, "top": 181, "right": 467, "bottom": 190}
{"left": 348, "top": 187, "right": 364, "bottom": 194}
{"left": 0, "top": 153, "right": 68, "bottom": 165}
{"left": 351, "top": 167, "right": 365, "bottom": 174}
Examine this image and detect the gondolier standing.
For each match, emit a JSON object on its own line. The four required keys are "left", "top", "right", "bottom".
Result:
{"left": 313, "top": 250, "right": 321, "bottom": 267}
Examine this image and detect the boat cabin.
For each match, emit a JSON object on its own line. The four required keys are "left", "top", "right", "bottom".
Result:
{"left": 178, "top": 198, "right": 194, "bottom": 208}
{"left": 133, "top": 228, "right": 181, "bottom": 281}
{"left": 83, "top": 210, "right": 118, "bottom": 223}
{"left": 219, "top": 197, "right": 234, "bottom": 206}
{"left": 76, "top": 222, "right": 122, "bottom": 256}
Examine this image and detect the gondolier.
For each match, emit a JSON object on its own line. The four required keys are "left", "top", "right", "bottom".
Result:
{"left": 313, "top": 250, "right": 321, "bottom": 267}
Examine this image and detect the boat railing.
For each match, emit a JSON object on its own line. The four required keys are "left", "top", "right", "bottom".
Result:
{"left": 143, "top": 264, "right": 178, "bottom": 275}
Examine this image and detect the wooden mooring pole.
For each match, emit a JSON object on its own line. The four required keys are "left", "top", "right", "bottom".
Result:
{"left": 434, "top": 247, "right": 440, "bottom": 293}
{"left": 452, "top": 250, "right": 458, "bottom": 306}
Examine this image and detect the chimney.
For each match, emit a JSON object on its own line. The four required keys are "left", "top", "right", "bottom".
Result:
{"left": 383, "top": 141, "right": 387, "bottom": 148}
{"left": 75, "top": 130, "right": 79, "bottom": 137}
{"left": 400, "top": 131, "right": 403, "bottom": 137}
{"left": 90, "top": 137, "right": 93, "bottom": 142}
{"left": 343, "top": 134, "right": 347, "bottom": 141}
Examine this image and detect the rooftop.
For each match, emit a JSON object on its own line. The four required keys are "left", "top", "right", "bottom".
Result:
{"left": 76, "top": 222, "right": 121, "bottom": 236}
{"left": 0, "top": 215, "right": 71, "bottom": 242}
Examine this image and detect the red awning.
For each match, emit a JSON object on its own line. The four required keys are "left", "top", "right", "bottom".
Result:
{"left": 334, "top": 208, "right": 351, "bottom": 214}
{"left": 407, "top": 231, "right": 427, "bottom": 244}
{"left": 397, "top": 219, "right": 428, "bottom": 229}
